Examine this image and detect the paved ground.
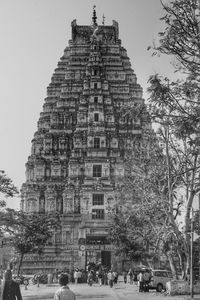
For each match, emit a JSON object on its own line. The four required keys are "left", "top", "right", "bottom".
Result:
{"left": 21, "top": 280, "right": 200, "bottom": 300}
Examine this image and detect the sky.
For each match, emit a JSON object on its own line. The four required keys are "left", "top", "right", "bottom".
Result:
{"left": 0, "top": 0, "right": 173, "bottom": 209}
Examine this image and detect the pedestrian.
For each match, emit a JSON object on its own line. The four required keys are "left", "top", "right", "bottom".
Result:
{"left": 113, "top": 271, "right": 118, "bottom": 284}
{"left": 73, "top": 269, "right": 78, "bottom": 284}
{"left": 87, "top": 270, "right": 93, "bottom": 286}
{"left": 138, "top": 271, "right": 144, "bottom": 292}
{"left": 107, "top": 270, "right": 114, "bottom": 288}
{"left": 54, "top": 273, "right": 76, "bottom": 300}
{"left": 97, "top": 270, "right": 103, "bottom": 286}
{"left": 143, "top": 269, "right": 151, "bottom": 292}
{"left": 77, "top": 269, "right": 82, "bottom": 284}
{"left": 128, "top": 268, "right": 133, "bottom": 284}
{"left": 122, "top": 271, "right": 127, "bottom": 284}
{"left": 133, "top": 271, "right": 137, "bottom": 285}
{"left": 2, "top": 269, "right": 23, "bottom": 300}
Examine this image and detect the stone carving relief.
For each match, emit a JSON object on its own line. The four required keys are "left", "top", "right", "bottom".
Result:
{"left": 56, "top": 196, "right": 63, "bottom": 213}
{"left": 51, "top": 164, "right": 61, "bottom": 177}
{"left": 47, "top": 198, "right": 56, "bottom": 212}
{"left": 39, "top": 195, "right": 45, "bottom": 212}
{"left": 55, "top": 232, "right": 62, "bottom": 244}
{"left": 74, "top": 195, "right": 80, "bottom": 213}
{"left": 27, "top": 198, "right": 37, "bottom": 212}
{"left": 63, "top": 192, "right": 74, "bottom": 213}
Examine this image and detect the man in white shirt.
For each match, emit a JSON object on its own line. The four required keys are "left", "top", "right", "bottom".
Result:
{"left": 54, "top": 274, "right": 76, "bottom": 300}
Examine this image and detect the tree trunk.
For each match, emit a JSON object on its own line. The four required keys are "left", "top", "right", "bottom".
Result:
{"left": 17, "top": 253, "right": 24, "bottom": 276}
{"left": 167, "top": 252, "right": 178, "bottom": 279}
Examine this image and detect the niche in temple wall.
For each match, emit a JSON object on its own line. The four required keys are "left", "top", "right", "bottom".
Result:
{"left": 56, "top": 195, "right": 63, "bottom": 213}
{"left": 51, "top": 113, "right": 58, "bottom": 126}
{"left": 51, "top": 163, "right": 61, "bottom": 177}
{"left": 69, "top": 164, "right": 79, "bottom": 176}
{"left": 55, "top": 231, "right": 62, "bottom": 244}
{"left": 39, "top": 194, "right": 45, "bottom": 212}
{"left": 26, "top": 166, "right": 34, "bottom": 181}
{"left": 77, "top": 112, "right": 87, "bottom": 123}
{"left": 44, "top": 137, "right": 52, "bottom": 151}
{"left": 74, "top": 138, "right": 83, "bottom": 149}
{"left": 34, "top": 165, "right": 45, "bottom": 180}
{"left": 34, "top": 143, "right": 43, "bottom": 155}
{"left": 47, "top": 197, "right": 56, "bottom": 212}
{"left": 102, "top": 163, "right": 110, "bottom": 177}
{"left": 26, "top": 198, "right": 37, "bottom": 212}
{"left": 110, "top": 138, "right": 118, "bottom": 148}
{"left": 83, "top": 80, "right": 89, "bottom": 90}
{"left": 63, "top": 192, "right": 74, "bottom": 213}
{"left": 126, "top": 139, "right": 133, "bottom": 149}
{"left": 63, "top": 230, "right": 72, "bottom": 244}
{"left": 114, "top": 164, "right": 124, "bottom": 176}
{"left": 85, "top": 163, "right": 92, "bottom": 176}
{"left": 59, "top": 137, "right": 66, "bottom": 150}
{"left": 74, "top": 195, "right": 80, "bottom": 213}
{"left": 106, "top": 194, "right": 115, "bottom": 210}
{"left": 106, "top": 115, "right": 114, "bottom": 123}
{"left": 81, "top": 193, "right": 90, "bottom": 213}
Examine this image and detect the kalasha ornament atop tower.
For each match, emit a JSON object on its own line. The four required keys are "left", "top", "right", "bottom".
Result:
{"left": 21, "top": 7, "right": 144, "bottom": 273}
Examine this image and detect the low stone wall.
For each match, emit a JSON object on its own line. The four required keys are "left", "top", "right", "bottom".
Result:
{"left": 166, "top": 280, "right": 200, "bottom": 295}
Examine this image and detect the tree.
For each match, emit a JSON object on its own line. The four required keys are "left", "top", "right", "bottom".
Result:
{"left": 146, "top": 0, "right": 200, "bottom": 278}
{"left": 0, "top": 170, "right": 18, "bottom": 210}
{"left": 1, "top": 209, "right": 60, "bottom": 275}
{"left": 109, "top": 130, "right": 171, "bottom": 268}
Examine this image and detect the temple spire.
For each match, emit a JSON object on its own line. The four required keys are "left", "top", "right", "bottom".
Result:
{"left": 92, "top": 5, "right": 97, "bottom": 26}
{"left": 102, "top": 14, "right": 105, "bottom": 25}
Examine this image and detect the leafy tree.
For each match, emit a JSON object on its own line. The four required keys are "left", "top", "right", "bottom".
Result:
{"left": 1, "top": 209, "right": 60, "bottom": 275}
{"left": 110, "top": 0, "right": 200, "bottom": 278}
{"left": 146, "top": 0, "right": 200, "bottom": 278}
{"left": 0, "top": 170, "right": 18, "bottom": 210}
{"left": 109, "top": 130, "right": 171, "bottom": 268}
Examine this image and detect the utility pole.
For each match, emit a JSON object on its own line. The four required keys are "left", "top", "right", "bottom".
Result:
{"left": 190, "top": 209, "right": 194, "bottom": 299}
{"left": 199, "top": 193, "right": 200, "bottom": 279}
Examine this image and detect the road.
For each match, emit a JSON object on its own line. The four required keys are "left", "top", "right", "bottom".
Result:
{"left": 21, "top": 280, "right": 195, "bottom": 300}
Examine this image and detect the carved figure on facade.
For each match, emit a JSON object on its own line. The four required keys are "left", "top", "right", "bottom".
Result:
{"left": 39, "top": 195, "right": 45, "bottom": 212}
{"left": 47, "top": 198, "right": 55, "bottom": 212}
{"left": 27, "top": 198, "right": 37, "bottom": 212}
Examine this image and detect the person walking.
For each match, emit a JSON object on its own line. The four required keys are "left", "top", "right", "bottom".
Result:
{"left": 122, "top": 271, "right": 127, "bottom": 284}
{"left": 1, "top": 269, "right": 23, "bottom": 300}
{"left": 128, "top": 268, "right": 133, "bottom": 284}
{"left": 97, "top": 270, "right": 103, "bottom": 286}
{"left": 143, "top": 269, "right": 151, "bottom": 292}
{"left": 107, "top": 270, "right": 114, "bottom": 288}
{"left": 87, "top": 270, "right": 94, "bottom": 286}
{"left": 73, "top": 269, "right": 78, "bottom": 285}
{"left": 54, "top": 273, "right": 76, "bottom": 300}
{"left": 138, "top": 271, "right": 144, "bottom": 292}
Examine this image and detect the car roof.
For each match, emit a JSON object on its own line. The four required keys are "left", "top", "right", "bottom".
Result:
{"left": 151, "top": 269, "right": 172, "bottom": 272}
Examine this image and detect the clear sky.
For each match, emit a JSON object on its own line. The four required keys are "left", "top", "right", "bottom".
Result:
{"left": 0, "top": 0, "right": 173, "bottom": 209}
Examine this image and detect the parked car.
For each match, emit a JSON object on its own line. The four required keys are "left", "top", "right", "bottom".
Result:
{"left": 149, "top": 269, "right": 173, "bottom": 292}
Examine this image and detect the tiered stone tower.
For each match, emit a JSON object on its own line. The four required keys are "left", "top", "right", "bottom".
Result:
{"left": 21, "top": 8, "right": 144, "bottom": 274}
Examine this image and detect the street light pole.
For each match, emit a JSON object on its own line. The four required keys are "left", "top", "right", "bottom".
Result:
{"left": 190, "top": 209, "right": 194, "bottom": 299}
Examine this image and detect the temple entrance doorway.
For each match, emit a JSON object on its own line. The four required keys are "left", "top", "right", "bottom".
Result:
{"left": 101, "top": 250, "right": 111, "bottom": 269}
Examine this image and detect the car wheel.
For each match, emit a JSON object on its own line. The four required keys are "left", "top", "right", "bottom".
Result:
{"left": 156, "top": 283, "right": 163, "bottom": 292}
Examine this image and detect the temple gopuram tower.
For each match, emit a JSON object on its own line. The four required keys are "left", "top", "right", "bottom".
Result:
{"left": 21, "top": 8, "right": 144, "bottom": 273}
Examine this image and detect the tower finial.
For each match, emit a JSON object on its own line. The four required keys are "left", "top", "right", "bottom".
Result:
{"left": 102, "top": 14, "right": 105, "bottom": 25}
{"left": 92, "top": 5, "right": 97, "bottom": 26}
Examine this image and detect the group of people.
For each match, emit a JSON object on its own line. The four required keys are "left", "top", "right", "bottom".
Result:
{"left": 0, "top": 269, "right": 76, "bottom": 300}
{"left": 122, "top": 268, "right": 137, "bottom": 284}
{"left": 0, "top": 266, "right": 153, "bottom": 300}
{"left": 122, "top": 268, "right": 152, "bottom": 292}
{"left": 87, "top": 268, "right": 118, "bottom": 287}
{"left": 138, "top": 269, "right": 152, "bottom": 292}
